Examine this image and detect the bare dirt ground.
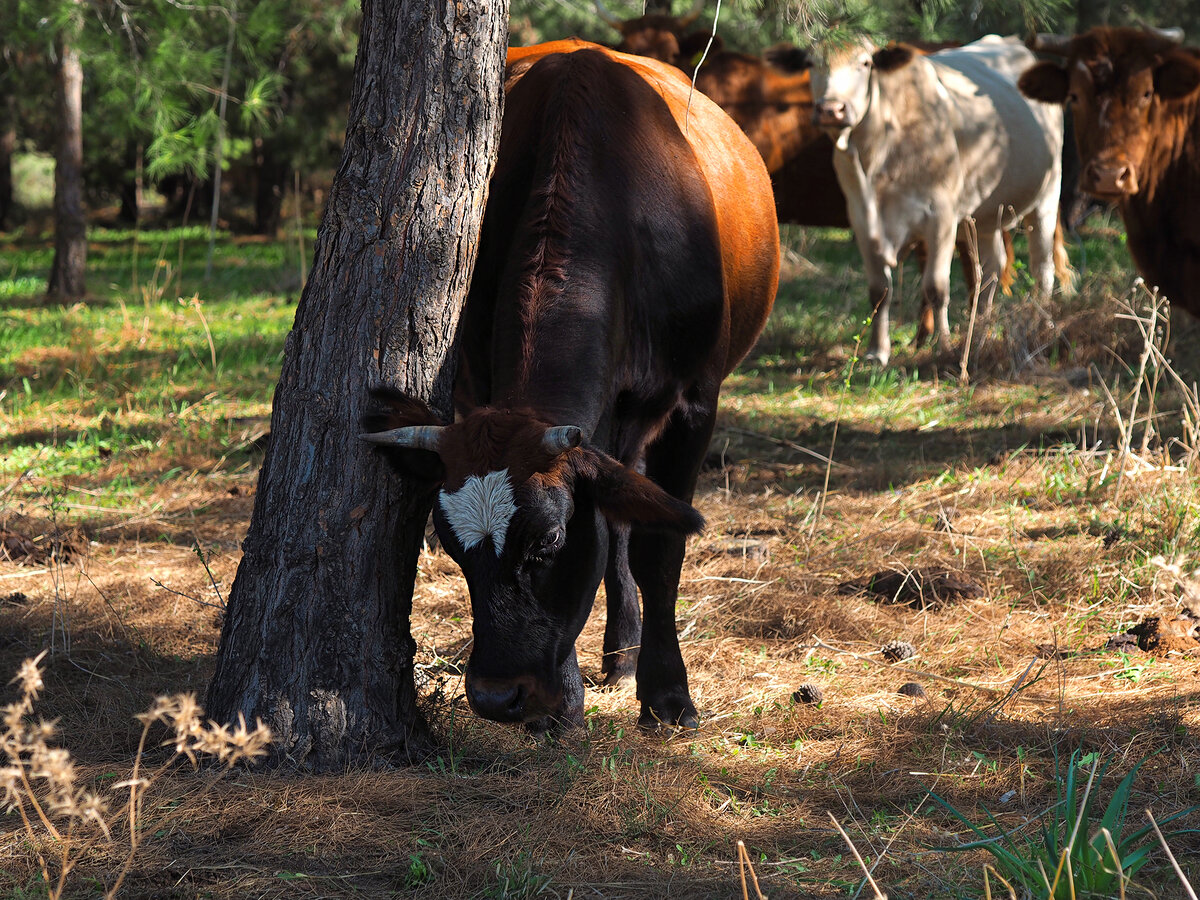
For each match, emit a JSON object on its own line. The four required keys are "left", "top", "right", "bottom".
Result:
{"left": 3, "top": 369, "right": 1200, "bottom": 898}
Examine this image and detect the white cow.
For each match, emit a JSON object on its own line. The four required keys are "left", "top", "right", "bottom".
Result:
{"left": 811, "top": 35, "right": 1066, "bottom": 366}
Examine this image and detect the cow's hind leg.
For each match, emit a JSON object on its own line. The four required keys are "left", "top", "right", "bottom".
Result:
{"left": 628, "top": 400, "right": 716, "bottom": 729}
{"left": 601, "top": 523, "right": 639, "bottom": 686}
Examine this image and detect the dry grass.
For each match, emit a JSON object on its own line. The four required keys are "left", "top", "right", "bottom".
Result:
{"left": 4, "top": 272, "right": 1200, "bottom": 898}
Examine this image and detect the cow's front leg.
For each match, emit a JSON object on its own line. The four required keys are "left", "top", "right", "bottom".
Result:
{"left": 626, "top": 403, "right": 715, "bottom": 729}
{"left": 922, "top": 220, "right": 958, "bottom": 352}
{"left": 863, "top": 256, "right": 894, "bottom": 366}
{"left": 629, "top": 528, "right": 696, "bottom": 728}
{"left": 601, "top": 522, "right": 640, "bottom": 686}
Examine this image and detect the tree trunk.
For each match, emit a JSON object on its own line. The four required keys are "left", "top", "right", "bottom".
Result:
{"left": 0, "top": 94, "right": 14, "bottom": 231}
{"left": 204, "top": 0, "right": 508, "bottom": 770}
{"left": 47, "top": 39, "right": 86, "bottom": 301}
{"left": 253, "top": 138, "right": 289, "bottom": 236}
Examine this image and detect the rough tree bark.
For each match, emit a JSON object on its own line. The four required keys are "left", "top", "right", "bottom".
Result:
{"left": 46, "top": 36, "right": 86, "bottom": 301}
{"left": 204, "top": 0, "right": 508, "bottom": 770}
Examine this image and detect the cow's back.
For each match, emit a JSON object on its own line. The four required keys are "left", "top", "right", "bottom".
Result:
{"left": 505, "top": 42, "right": 779, "bottom": 373}
{"left": 930, "top": 37, "right": 1063, "bottom": 226}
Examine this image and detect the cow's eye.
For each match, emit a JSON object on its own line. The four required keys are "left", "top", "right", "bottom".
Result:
{"left": 526, "top": 530, "right": 563, "bottom": 566}
{"left": 1067, "top": 91, "right": 1079, "bottom": 103}
{"left": 860, "top": 59, "right": 870, "bottom": 69}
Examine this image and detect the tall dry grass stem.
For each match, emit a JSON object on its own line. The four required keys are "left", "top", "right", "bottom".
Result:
{"left": 2, "top": 655, "right": 271, "bottom": 899}
{"left": 1146, "top": 808, "right": 1200, "bottom": 900}
{"left": 827, "top": 811, "right": 888, "bottom": 900}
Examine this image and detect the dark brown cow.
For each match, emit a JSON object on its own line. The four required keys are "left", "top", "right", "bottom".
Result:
{"left": 1020, "top": 27, "right": 1200, "bottom": 316}
{"left": 594, "top": 0, "right": 708, "bottom": 66}
{"left": 363, "top": 42, "right": 779, "bottom": 732}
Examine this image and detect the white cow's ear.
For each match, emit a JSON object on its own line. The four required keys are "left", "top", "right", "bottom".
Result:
{"left": 1155, "top": 53, "right": 1200, "bottom": 101}
{"left": 872, "top": 43, "right": 915, "bottom": 73}
{"left": 1018, "top": 62, "right": 1071, "bottom": 104}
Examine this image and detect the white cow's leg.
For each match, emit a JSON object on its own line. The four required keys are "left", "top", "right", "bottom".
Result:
{"left": 864, "top": 256, "right": 894, "bottom": 366}
{"left": 1026, "top": 198, "right": 1059, "bottom": 298}
{"left": 922, "top": 223, "right": 957, "bottom": 351}
{"left": 976, "top": 226, "right": 1006, "bottom": 320}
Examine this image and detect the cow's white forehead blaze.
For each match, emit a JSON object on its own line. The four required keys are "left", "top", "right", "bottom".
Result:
{"left": 439, "top": 469, "right": 518, "bottom": 557}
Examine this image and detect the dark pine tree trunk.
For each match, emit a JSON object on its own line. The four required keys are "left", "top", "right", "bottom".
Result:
{"left": 204, "top": 0, "right": 508, "bottom": 770}
{"left": 254, "top": 138, "right": 290, "bottom": 236}
{"left": 47, "top": 39, "right": 86, "bottom": 300}
{"left": 0, "top": 94, "right": 14, "bottom": 231}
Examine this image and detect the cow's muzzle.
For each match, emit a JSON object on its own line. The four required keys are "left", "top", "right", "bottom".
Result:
{"left": 813, "top": 99, "right": 853, "bottom": 129}
{"left": 466, "top": 671, "right": 561, "bottom": 723}
{"left": 1082, "top": 156, "right": 1139, "bottom": 198}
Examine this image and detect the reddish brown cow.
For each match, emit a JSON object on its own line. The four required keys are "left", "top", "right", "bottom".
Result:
{"left": 1020, "top": 27, "right": 1200, "bottom": 317}
{"left": 364, "top": 42, "right": 778, "bottom": 732}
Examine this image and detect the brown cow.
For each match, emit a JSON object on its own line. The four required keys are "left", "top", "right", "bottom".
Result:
{"left": 1020, "top": 27, "right": 1200, "bottom": 317}
{"left": 364, "top": 42, "right": 779, "bottom": 732}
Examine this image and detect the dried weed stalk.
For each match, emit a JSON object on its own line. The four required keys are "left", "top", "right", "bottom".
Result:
{"left": 1103, "top": 281, "right": 1200, "bottom": 498}
{"left": 2, "top": 652, "right": 271, "bottom": 899}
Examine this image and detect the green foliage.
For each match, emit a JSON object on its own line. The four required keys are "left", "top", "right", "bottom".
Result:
{"left": 930, "top": 750, "right": 1199, "bottom": 899}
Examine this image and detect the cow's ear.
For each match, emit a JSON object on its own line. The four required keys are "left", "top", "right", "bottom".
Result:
{"left": 570, "top": 450, "right": 704, "bottom": 534}
{"left": 1155, "top": 52, "right": 1200, "bottom": 101}
{"left": 361, "top": 388, "right": 446, "bottom": 483}
{"left": 873, "top": 43, "right": 915, "bottom": 73}
{"left": 1018, "top": 62, "right": 1070, "bottom": 103}
{"left": 765, "top": 44, "right": 811, "bottom": 73}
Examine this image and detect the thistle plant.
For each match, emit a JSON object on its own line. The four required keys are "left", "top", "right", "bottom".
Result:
{"left": 2, "top": 652, "right": 271, "bottom": 899}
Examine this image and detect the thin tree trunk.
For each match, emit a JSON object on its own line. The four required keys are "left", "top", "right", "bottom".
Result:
{"left": 205, "top": 0, "right": 508, "bottom": 770}
{"left": 0, "top": 94, "right": 14, "bottom": 231}
{"left": 47, "top": 39, "right": 86, "bottom": 301}
{"left": 205, "top": 7, "right": 237, "bottom": 281}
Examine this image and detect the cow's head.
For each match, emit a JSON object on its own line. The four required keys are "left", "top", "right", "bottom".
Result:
{"left": 594, "top": 0, "right": 708, "bottom": 66}
{"left": 362, "top": 390, "right": 703, "bottom": 726}
{"left": 811, "top": 38, "right": 916, "bottom": 144}
{"left": 1020, "top": 27, "right": 1200, "bottom": 199}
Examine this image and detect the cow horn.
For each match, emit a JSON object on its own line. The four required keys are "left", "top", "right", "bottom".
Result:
{"left": 1026, "top": 32, "right": 1073, "bottom": 56}
{"left": 593, "top": 0, "right": 622, "bottom": 29}
{"left": 359, "top": 425, "right": 445, "bottom": 452}
{"left": 542, "top": 426, "right": 583, "bottom": 454}
{"left": 677, "top": 0, "right": 706, "bottom": 28}
{"left": 1145, "top": 25, "right": 1184, "bottom": 44}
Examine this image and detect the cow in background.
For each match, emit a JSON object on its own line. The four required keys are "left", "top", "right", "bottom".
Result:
{"left": 589, "top": 11, "right": 1027, "bottom": 348}
{"left": 812, "top": 35, "right": 1070, "bottom": 366}
{"left": 364, "top": 42, "right": 779, "bottom": 732}
{"left": 1020, "top": 27, "right": 1200, "bottom": 318}
{"left": 592, "top": 0, "right": 708, "bottom": 65}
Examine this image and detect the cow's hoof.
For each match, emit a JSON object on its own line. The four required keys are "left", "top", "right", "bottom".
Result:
{"left": 601, "top": 650, "right": 639, "bottom": 688}
{"left": 600, "top": 668, "right": 636, "bottom": 689}
{"left": 863, "top": 350, "right": 890, "bottom": 367}
{"left": 637, "top": 698, "right": 699, "bottom": 730}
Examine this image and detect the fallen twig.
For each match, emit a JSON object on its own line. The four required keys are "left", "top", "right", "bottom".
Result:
{"left": 828, "top": 811, "right": 887, "bottom": 900}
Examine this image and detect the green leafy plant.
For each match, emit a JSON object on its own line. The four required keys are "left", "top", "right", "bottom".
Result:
{"left": 930, "top": 750, "right": 1198, "bottom": 899}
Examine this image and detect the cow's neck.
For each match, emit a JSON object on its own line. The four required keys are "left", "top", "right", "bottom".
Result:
{"left": 490, "top": 280, "right": 614, "bottom": 436}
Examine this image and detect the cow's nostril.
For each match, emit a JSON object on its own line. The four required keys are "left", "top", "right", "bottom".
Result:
{"left": 466, "top": 675, "right": 531, "bottom": 723}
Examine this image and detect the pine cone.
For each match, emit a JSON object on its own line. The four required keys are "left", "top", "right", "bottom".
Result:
{"left": 898, "top": 682, "right": 926, "bottom": 699}
{"left": 881, "top": 640, "right": 916, "bottom": 662}
{"left": 792, "top": 683, "right": 824, "bottom": 705}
